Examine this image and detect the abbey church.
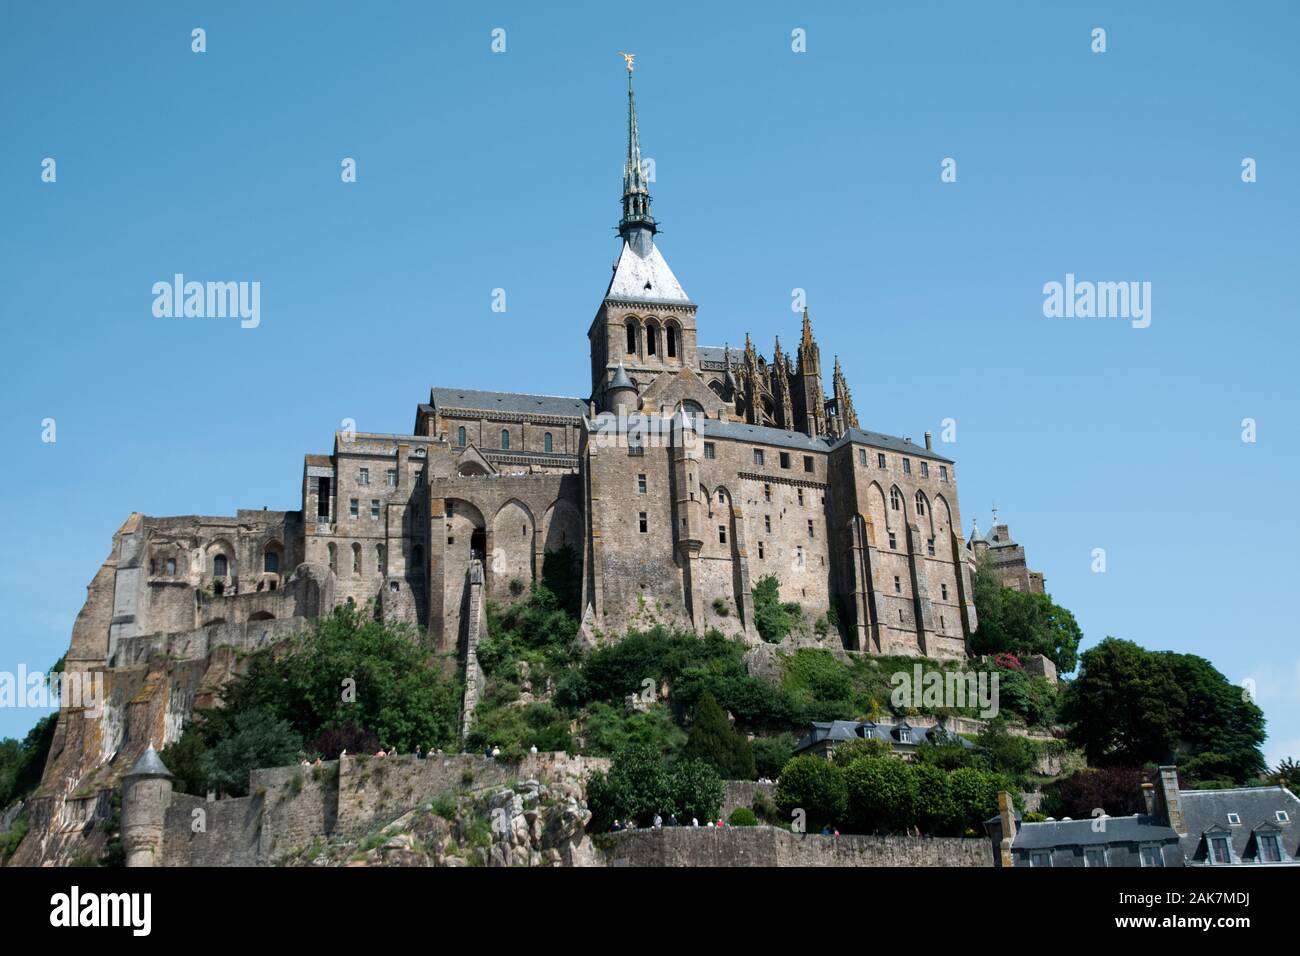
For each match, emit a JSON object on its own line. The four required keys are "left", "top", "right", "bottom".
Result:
{"left": 62, "top": 65, "right": 984, "bottom": 717}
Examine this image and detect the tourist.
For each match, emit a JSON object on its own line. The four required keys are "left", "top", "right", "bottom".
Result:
{"left": 667, "top": 813, "right": 678, "bottom": 827}
{"left": 415, "top": 745, "right": 423, "bottom": 759}
{"left": 530, "top": 744, "right": 538, "bottom": 754}
{"left": 691, "top": 817, "right": 699, "bottom": 827}
{"left": 653, "top": 813, "right": 662, "bottom": 829}
{"left": 491, "top": 746, "right": 501, "bottom": 759}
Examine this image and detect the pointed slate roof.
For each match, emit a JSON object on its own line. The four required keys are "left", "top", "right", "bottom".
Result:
{"left": 609, "top": 362, "right": 635, "bottom": 390}
{"left": 126, "top": 744, "right": 172, "bottom": 778}
{"left": 604, "top": 239, "right": 692, "bottom": 305}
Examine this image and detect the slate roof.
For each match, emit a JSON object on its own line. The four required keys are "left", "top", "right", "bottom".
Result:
{"left": 1011, "top": 814, "right": 1180, "bottom": 850}
{"left": 831, "top": 427, "right": 954, "bottom": 463}
{"left": 793, "top": 719, "right": 973, "bottom": 753}
{"left": 126, "top": 744, "right": 172, "bottom": 778}
{"left": 604, "top": 240, "right": 693, "bottom": 305}
{"left": 698, "top": 418, "right": 833, "bottom": 453}
{"left": 429, "top": 387, "right": 588, "bottom": 419}
{"left": 1179, "top": 786, "right": 1300, "bottom": 863}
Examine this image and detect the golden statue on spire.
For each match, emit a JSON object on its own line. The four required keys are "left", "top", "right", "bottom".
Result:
{"left": 618, "top": 51, "right": 635, "bottom": 72}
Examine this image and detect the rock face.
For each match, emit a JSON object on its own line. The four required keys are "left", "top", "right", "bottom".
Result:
{"left": 283, "top": 777, "right": 599, "bottom": 868}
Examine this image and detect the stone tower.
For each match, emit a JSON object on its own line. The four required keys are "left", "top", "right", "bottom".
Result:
{"left": 121, "top": 743, "right": 173, "bottom": 868}
{"left": 588, "top": 57, "right": 699, "bottom": 404}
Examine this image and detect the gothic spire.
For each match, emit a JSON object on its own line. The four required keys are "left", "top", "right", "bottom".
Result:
{"left": 618, "top": 53, "right": 656, "bottom": 251}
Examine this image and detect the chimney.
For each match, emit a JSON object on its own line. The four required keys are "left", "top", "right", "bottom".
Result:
{"left": 924, "top": 432, "right": 933, "bottom": 450}
{"left": 997, "top": 790, "right": 1017, "bottom": 868}
{"left": 1157, "top": 765, "right": 1186, "bottom": 834}
{"left": 1140, "top": 782, "right": 1155, "bottom": 816}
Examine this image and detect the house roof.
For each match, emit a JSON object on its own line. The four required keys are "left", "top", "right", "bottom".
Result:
{"left": 428, "top": 387, "right": 588, "bottom": 419}
{"left": 1011, "top": 814, "right": 1180, "bottom": 851}
{"left": 793, "top": 719, "right": 972, "bottom": 754}
{"left": 1178, "top": 786, "right": 1300, "bottom": 863}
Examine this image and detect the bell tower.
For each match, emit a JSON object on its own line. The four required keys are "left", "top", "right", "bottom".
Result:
{"left": 589, "top": 55, "right": 698, "bottom": 407}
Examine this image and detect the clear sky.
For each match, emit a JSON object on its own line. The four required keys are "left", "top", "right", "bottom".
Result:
{"left": 1, "top": 2, "right": 1296, "bottom": 763}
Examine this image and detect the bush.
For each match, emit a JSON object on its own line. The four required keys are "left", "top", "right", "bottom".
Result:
{"left": 666, "top": 759, "right": 725, "bottom": 824}
{"left": 712, "top": 598, "right": 730, "bottom": 617}
{"left": 728, "top": 807, "right": 759, "bottom": 827}
{"left": 753, "top": 575, "right": 800, "bottom": 644}
{"left": 913, "top": 762, "right": 958, "bottom": 834}
{"left": 775, "top": 756, "right": 847, "bottom": 831}
{"left": 947, "top": 767, "right": 1003, "bottom": 833}
{"left": 683, "top": 692, "right": 755, "bottom": 780}
{"left": 844, "top": 757, "right": 918, "bottom": 834}
{"left": 1044, "top": 767, "right": 1146, "bottom": 820}
{"left": 976, "top": 721, "right": 1039, "bottom": 785}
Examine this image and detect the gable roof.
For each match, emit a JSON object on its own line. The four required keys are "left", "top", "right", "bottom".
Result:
{"left": 1178, "top": 786, "right": 1300, "bottom": 863}
{"left": 1012, "top": 814, "right": 1180, "bottom": 851}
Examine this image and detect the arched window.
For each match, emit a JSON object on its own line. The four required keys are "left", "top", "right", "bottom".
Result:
{"left": 213, "top": 554, "right": 228, "bottom": 577}
{"left": 666, "top": 324, "right": 677, "bottom": 358}
{"left": 646, "top": 321, "right": 659, "bottom": 356}
{"left": 457, "top": 426, "right": 466, "bottom": 446}
{"left": 915, "top": 492, "right": 927, "bottom": 516}
{"left": 327, "top": 542, "right": 337, "bottom": 572}
{"left": 264, "top": 549, "right": 280, "bottom": 574}
{"left": 500, "top": 429, "right": 510, "bottom": 450}
{"left": 625, "top": 320, "right": 638, "bottom": 355}
{"left": 352, "top": 542, "right": 362, "bottom": 575}
{"left": 543, "top": 432, "right": 553, "bottom": 453}
{"left": 890, "top": 488, "right": 902, "bottom": 511}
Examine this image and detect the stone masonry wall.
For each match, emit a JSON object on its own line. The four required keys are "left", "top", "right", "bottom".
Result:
{"left": 603, "top": 826, "right": 993, "bottom": 867}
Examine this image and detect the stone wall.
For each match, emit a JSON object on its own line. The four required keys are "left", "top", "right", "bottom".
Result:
{"left": 722, "top": 780, "right": 776, "bottom": 819}
{"left": 602, "top": 826, "right": 993, "bottom": 867}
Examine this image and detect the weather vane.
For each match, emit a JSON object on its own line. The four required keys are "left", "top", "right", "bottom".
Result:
{"left": 618, "top": 51, "right": 635, "bottom": 73}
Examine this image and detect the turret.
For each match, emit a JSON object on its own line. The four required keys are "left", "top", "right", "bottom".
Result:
{"left": 121, "top": 743, "right": 173, "bottom": 868}
{"left": 605, "top": 362, "right": 639, "bottom": 414}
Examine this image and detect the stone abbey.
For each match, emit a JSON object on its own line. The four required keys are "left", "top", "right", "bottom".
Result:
{"left": 62, "top": 65, "right": 987, "bottom": 694}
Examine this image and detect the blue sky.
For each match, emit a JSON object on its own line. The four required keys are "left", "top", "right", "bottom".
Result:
{"left": 1, "top": 1, "right": 1296, "bottom": 763}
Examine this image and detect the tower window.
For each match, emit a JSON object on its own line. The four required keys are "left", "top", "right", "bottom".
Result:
{"left": 797, "top": 489, "right": 804, "bottom": 506}
{"left": 807, "top": 519, "right": 814, "bottom": 537}
{"left": 888, "top": 530, "right": 897, "bottom": 550}
{"left": 717, "top": 491, "right": 725, "bottom": 504}
{"left": 638, "top": 473, "right": 647, "bottom": 494}
{"left": 763, "top": 484, "right": 771, "bottom": 502}
{"left": 764, "top": 515, "right": 771, "bottom": 533}
{"left": 718, "top": 525, "right": 727, "bottom": 544}
{"left": 940, "top": 465, "right": 948, "bottom": 482}
{"left": 703, "top": 442, "right": 715, "bottom": 459}
{"left": 894, "top": 576, "right": 901, "bottom": 593}
{"left": 352, "top": 543, "right": 361, "bottom": 575}
{"left": 213, "top": 554, "right": 228, "bottom": 577}
{"left": 941, "top": 583, "right": 949, "bottom": 600}
{"left": 544, "top": 432, "right": 553, "bottom": 453}
{"left": 457, "top": 426, "right": 466, "bottom": 446}
{"left": 626, "top": 320, "right": 637, "bottom": 355}
{"left": 638, "top": 512, "right": 648, "bottom": 533}
{"left": 758, "top": 542, "right": 764, "bottom": 559}
{"left": 666, "top": 325, "right": 677, "bottom": 358}
{"left": 795, "top": 546, "right": 804, "bottom": 567}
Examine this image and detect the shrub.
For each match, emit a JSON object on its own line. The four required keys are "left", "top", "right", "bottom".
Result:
{"left": 712, "top": 598, "right": 730, "bottom": 617}
{"left": 753, "top": 575, "right": 800, "bottom": 643}
{"left": 844, "top": 757, "right": 918, "bottom": 834}
{"left": 728, "top": 807, "right": 759, "bottom": 827}
{"left": 774, "top": 756, "right": 847, "bottom": 831}
{"left": 947, "top": 767, "right": 1002, "bottom": 832}
{"left": 913, "top": 762, "right": 958, "bottom": 834}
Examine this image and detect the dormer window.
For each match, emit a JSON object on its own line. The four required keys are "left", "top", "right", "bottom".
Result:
{"left": 1258, "top": 833, "right": 1283, "bottom": 863}
{"left": 1209, "top": 836, "right": 1232, "bottom": 864}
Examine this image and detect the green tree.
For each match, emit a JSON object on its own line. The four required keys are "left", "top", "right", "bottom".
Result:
{"left": 830, "top": 738, "right": 893, "bottom": 769}
{"left": 1060, "top": 638, "right": 1266, "bottom": 782}
{"left": 751, "top": 735, "right": 795, "bottom": 780}
{"left": 948, "top": 767, "right": 1002, "bottom": 833}
{"left": 913, "top": 762, "right": 958, "bottom": 834}
{"left": 667, "top": 758, "right": 725, "bottom": 824}
{"left": 972, "top": 560, "right": 1082, "bottom": 672}
{"left": 683, "top": 692, "right": 755, "bottom": 780}
{"left": 775, "top": 756, "right": 847, "bottom": 831}
{"left": 976, "top": 720, "right": 1039, "bottom": 785}
{"left": 159, "top": 726, "right": 210, "bottom": 796}
{"left": 844, "top": 757, "right": 918, "bottom": 833}
{"left": 202, "top": 707, "right": 303, "bottom": 797}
